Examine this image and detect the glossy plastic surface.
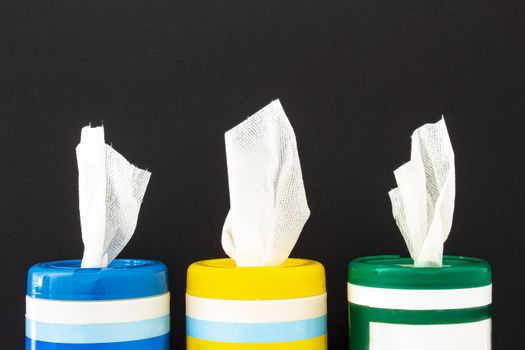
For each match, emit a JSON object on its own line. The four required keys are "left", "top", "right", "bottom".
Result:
{"left": 348, "top": 255, "right": 491, "bottom": 289}
{"left": 27, "top": 259, "right": 169, "bottom": 300}
{"left": 187, "top": 258, "right": 326, "bottom": 300}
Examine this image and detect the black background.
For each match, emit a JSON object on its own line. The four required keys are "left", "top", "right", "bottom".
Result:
{"left": 1, "top": 1, "right": 524, "bottom": 348}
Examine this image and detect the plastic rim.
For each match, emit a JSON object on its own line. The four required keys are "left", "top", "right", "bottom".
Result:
{"left": 348, "top": 255, "right": 492, "bottom": 290}
{"left": 187, "top": 258, "right": 326, "bottom": 300}
{"left": 27, "top": 259, "right": 169, "bottom": 300}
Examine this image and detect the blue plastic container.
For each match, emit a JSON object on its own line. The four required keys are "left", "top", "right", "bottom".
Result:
{"left": 25, "top": 259, "right": 170, "bottom": 349}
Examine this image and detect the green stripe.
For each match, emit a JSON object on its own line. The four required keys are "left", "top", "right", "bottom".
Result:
{"left": 348, "top": 303, "right": 491, "bottom": 350}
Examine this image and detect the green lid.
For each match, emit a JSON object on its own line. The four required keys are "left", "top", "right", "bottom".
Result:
{"left": 348, "top": 255, "right": 492, "bottom": 290}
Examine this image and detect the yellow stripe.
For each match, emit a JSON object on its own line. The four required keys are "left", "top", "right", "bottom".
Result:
{"left": 187, "top": 259, "right": 326, "bottom": 300}
{"left": 186, "top": 335, "right": 327, "bottom": 350}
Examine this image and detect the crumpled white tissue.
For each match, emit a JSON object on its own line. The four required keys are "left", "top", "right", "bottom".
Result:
{"left": 221, "top": 100, "right": 310, "bottom": 267}
{"left": 388, "top": 118, "right": 455, "bottom": 267}
{"left": 76, "top": 126, "right": 151, "bottom": 268}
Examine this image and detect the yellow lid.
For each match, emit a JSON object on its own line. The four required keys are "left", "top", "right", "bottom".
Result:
{"left": 187, "top": 258, "right": 326, "bottom": 300}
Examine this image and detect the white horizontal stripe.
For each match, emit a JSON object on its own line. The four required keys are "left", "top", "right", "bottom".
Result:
{"left": 186, "top": 293, "right": 327, "bottom": 323}
{"left": 348, "top": 283, "right": 491, "bottom": 310}
{"left": 26, "top": 292, "right": 170, "bottom": 324}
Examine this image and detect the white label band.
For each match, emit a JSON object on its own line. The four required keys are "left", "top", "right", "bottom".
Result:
{"left": 348, "top": 283, "right": 491, "bottom": 310}
{"left": 186, "top": 293, "right": 327, "bottom": 323}
{"left": 26, "top": 292, "right": 170, "bottom": 324}
{"left": 370, "top": 319, "right": 491, "bottom": 350}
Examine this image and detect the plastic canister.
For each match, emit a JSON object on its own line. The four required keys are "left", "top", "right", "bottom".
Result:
{"left": 26, "top": 259, "right": 170, "bottom": 349}
{"left": 186, "top": 258, "right": 327, "bottom": 349}
{"left": 347, "top": 255, "right": 492, "bottom": 350}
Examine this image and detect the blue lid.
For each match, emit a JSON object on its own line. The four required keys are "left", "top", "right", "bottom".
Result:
{"left": 27, "top": 259, "right": 169, "bottom": 300}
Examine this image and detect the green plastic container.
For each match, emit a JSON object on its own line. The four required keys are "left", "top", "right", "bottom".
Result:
{"left": 347, "top": 255, "right": 492, "bottom": 350}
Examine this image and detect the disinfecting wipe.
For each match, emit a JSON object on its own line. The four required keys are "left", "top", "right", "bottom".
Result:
{"left": 26, "top": 126, "right": 170, "bottom": 350}
{"left": 76, "top": 125, "right": 151, "bottom": 268}
{"left": 186, "top": 100, "right": 327, "bottom": 350}
{"left": 222, "top": 99, "right": 310, "bottom": 267}
{"left": 347, "top": 119, "right": 492, "bottom": 350}
{"left": 388, "top": 118, "right": 455, "bottom": 267}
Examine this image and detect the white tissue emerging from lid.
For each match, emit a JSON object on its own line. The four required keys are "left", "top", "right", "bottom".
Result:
{"left": 76, "top": 126, "right": 151, "bottom": 268}
{"left": 388, "top": 118, "right": 455, "bottom": 267}
{"left": 221, "top": 99, "right": 310, "bottom": 267}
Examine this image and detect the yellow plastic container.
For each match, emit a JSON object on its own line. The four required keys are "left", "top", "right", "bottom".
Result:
{"left": 186, "top": 258, "right": 327, "bottom": 350}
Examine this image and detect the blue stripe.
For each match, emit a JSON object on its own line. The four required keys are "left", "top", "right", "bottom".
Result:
{"left": 186, "top": 315, "right": 327, "bottom": 343}
{"left": 25, "top": 334, "right": 170, "bottom": 349}
{"left": 26, "top": 316, "right": 169, "bottom": 344}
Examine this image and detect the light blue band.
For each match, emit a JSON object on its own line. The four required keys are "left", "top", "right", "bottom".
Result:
{"left": 186, "top": 315, "right": 327, "bottom": 343}
{"left": 26, "top": 315, "right": 170, "bottom": 344}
